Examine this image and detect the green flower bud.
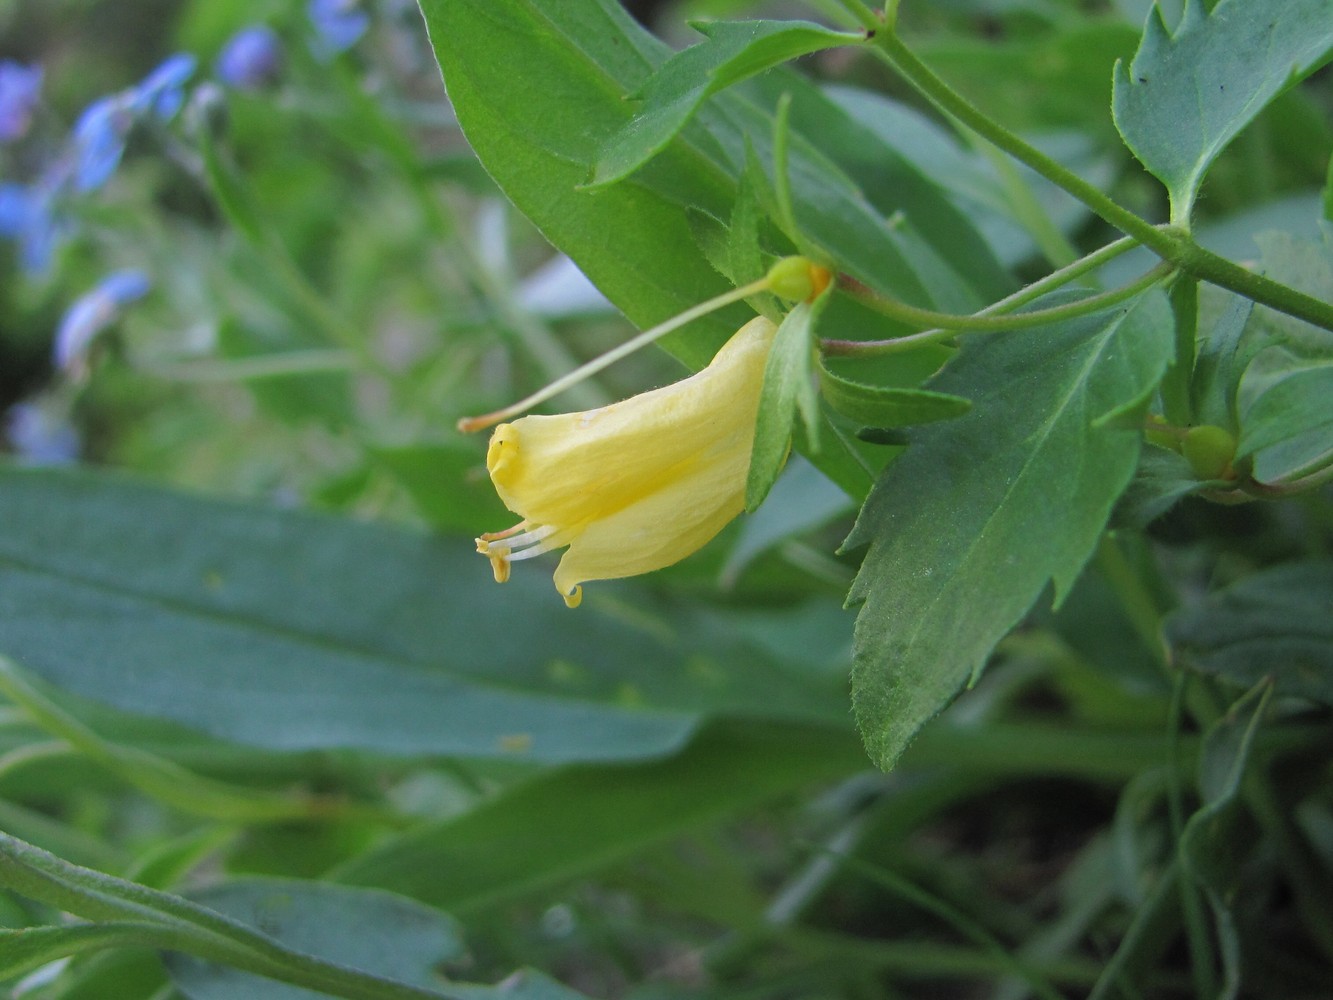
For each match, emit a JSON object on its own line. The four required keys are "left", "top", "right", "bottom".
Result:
{"left": 1182, "top": 424, "right": 1237, "bottom": 481}
{"left": 766, "top": 256, "right": 832, "bottom": 302}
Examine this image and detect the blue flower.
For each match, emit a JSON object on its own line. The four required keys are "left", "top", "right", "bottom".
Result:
{"left": 0, "top": 61, "right": 43, "bottom": 142}
{"left": 70, "top": 95, "right": 133, "bottom": 192}
{"left": 308, "top": 0, "right": 370, "bottom": 59}
{"left": 67, "top": 54, "right": 196, "bottom": 194}
{"left": 4, "top": 400, "right": 80, "bottom": 465}
{"left": 53, "top": 269, "right": 152, "bottom": 376}
{"left": 0, "top": 180, "right": 63, "bottom": 272}
{"left": 130, "top": 53, "right": 197, "bottom": 120}
{"left": 217, "top": 25, "right": 284, "bottom": 91}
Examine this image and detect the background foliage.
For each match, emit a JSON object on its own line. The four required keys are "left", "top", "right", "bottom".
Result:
{"left": 1, "top": 0, "right": 1332, "bottom": 998}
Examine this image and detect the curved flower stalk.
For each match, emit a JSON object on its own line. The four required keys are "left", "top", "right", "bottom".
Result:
{"left": 477, "top": 315, "right": 778, "bottom": 608}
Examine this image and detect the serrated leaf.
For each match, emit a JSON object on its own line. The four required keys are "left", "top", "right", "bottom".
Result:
{"left": 1113, "top": 0, "right": 1333, "bottom": 220}
{"left": 1166, "top": 563, "right": 1333, "bottom": 703}
{"left": 591, "top": 19, "right": 862, "bottom": 188}
{"left": 747, "top": 295, "right": 827, "bottom": 511}
{"left": 844, "top": 292, "right": 1174, "bottom": 771}
{"left": 818, "top": 362, "right": 971, "bottom": 429}
{"left": 0, "top": 469, "right": 850, "bottom": 765}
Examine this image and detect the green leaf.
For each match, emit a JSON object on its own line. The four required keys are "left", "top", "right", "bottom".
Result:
{"left": 333, "top": 722, "right": 864, "bottom": 912}
{"left": 1237, "top": 356, "right": 1333, "bottom": 475}
{"left": 590, "top": 19, "right": 863, "bottom": 188}
{"left": 166, "top": 879, "right": 464, "bottom": 1000}
{"left": 0, "top": 468, "right": 848, "bottom": 765}
{"left": 726, "top": 161, "right": 766, "bottom": 289}
{"left": 0, "top": 657, "right": 317, "bottom": 823}
{"left": 747, "top": 295, "right": 827, "bottom": 511}
{"left": 1110, "top": 444, "right": 1214, "bottom": 528}
{"left": 844, "top": 292, "right": 1174, "bottom": 771}
{"left": 1179, "top": 683, "right": 1273, "bottom": 1000}
{"left": 0, "top": 924, "right": 173, "bottom": 984}
{"left": 1112, "top": 0, "right": 1333, "bottom": 221}
{"left": 1166, "top": 563, "right": 1333, "bottom": 703}
{"left": 818, "top": 362, "right": 972, "bottom": 429}
{"left": 0, "top": 833, "right": 456, "bottom": 1000}
{"left": 1191, "top": 292, "right": 1259, "bottom": 431}
{"left": 418, "top": 0, "right": 740, "bottom": 371}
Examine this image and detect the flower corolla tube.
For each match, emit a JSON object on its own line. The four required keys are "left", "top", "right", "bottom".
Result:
{"left": 477, "top": 314, "right": 777, "bottom": 608}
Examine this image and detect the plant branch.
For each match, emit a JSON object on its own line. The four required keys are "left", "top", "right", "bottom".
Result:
{"left": 866, "top": 27, "right": 1333, "bottom": 334}
{"left": 822, "top": 261, "right": 1171, "bottom": 357}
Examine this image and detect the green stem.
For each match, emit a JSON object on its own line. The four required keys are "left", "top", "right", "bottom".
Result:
{"left": 823, "top": 261, "right": 1170, "bottom": 357}
{"left": 1162, "top": 276, "right": 1199, "bottom": 426}
{"left": 867, "top": 27, "right": 1333, "bottom": 334}
{"left": 870, "top": 30, "right": 1159, "bottom": 246}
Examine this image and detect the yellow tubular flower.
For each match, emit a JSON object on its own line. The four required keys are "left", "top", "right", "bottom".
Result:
{"left": 476, "top": 315, "right": 778, "bottom": 608}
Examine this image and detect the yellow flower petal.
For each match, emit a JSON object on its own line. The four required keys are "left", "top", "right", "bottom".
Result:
{"left": 476, "top": 315, "right": 778, "bottom": 605}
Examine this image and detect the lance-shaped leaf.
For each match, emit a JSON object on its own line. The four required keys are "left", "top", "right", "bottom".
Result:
{"left": 844, "top": 292, "right": 1173, "bottom": 771}
{"left": 1113, "top": 0, "right": 1333, "bottom": 221}
{"left": 0, "top": 468, "right": 852, "bottom": 766}
{"left": 591, "top": 19, "right": 863, "bottom": 188}
{"left": 747, "top": 294, "right": 828, "bottom": 511}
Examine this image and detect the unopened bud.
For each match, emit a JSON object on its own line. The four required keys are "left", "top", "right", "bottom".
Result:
{"left": 1182, "top": 424, "right": 1237, "bottom": 480}
{"left": 766, "top": 256, "right": 832, "bottom": 302}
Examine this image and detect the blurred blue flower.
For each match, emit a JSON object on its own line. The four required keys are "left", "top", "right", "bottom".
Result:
{"left": 54, "top": 269, "right": 152, "bottom": 376}
{"left": 131, "top": 53, "right": 196, "bottom": 120}
{"left": 69, "top": 54, "right": 196, "bottom": 193}
{"left": 4, "top": 400, "right": 80, "bottom": 465}
{"left": 0, "top": 61, "right": 43, "bottom": 142}
{"left": 70, "top": 95, "right": 133, "bottom": 192}
{"left": 217, "top": 25, "right": 284, "bottom": 91}
{"left": 0, "top": 180, "right": 63, "bottom": 272}
{"left": 308, "top": 0, "right": 370, "bottom": 59}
